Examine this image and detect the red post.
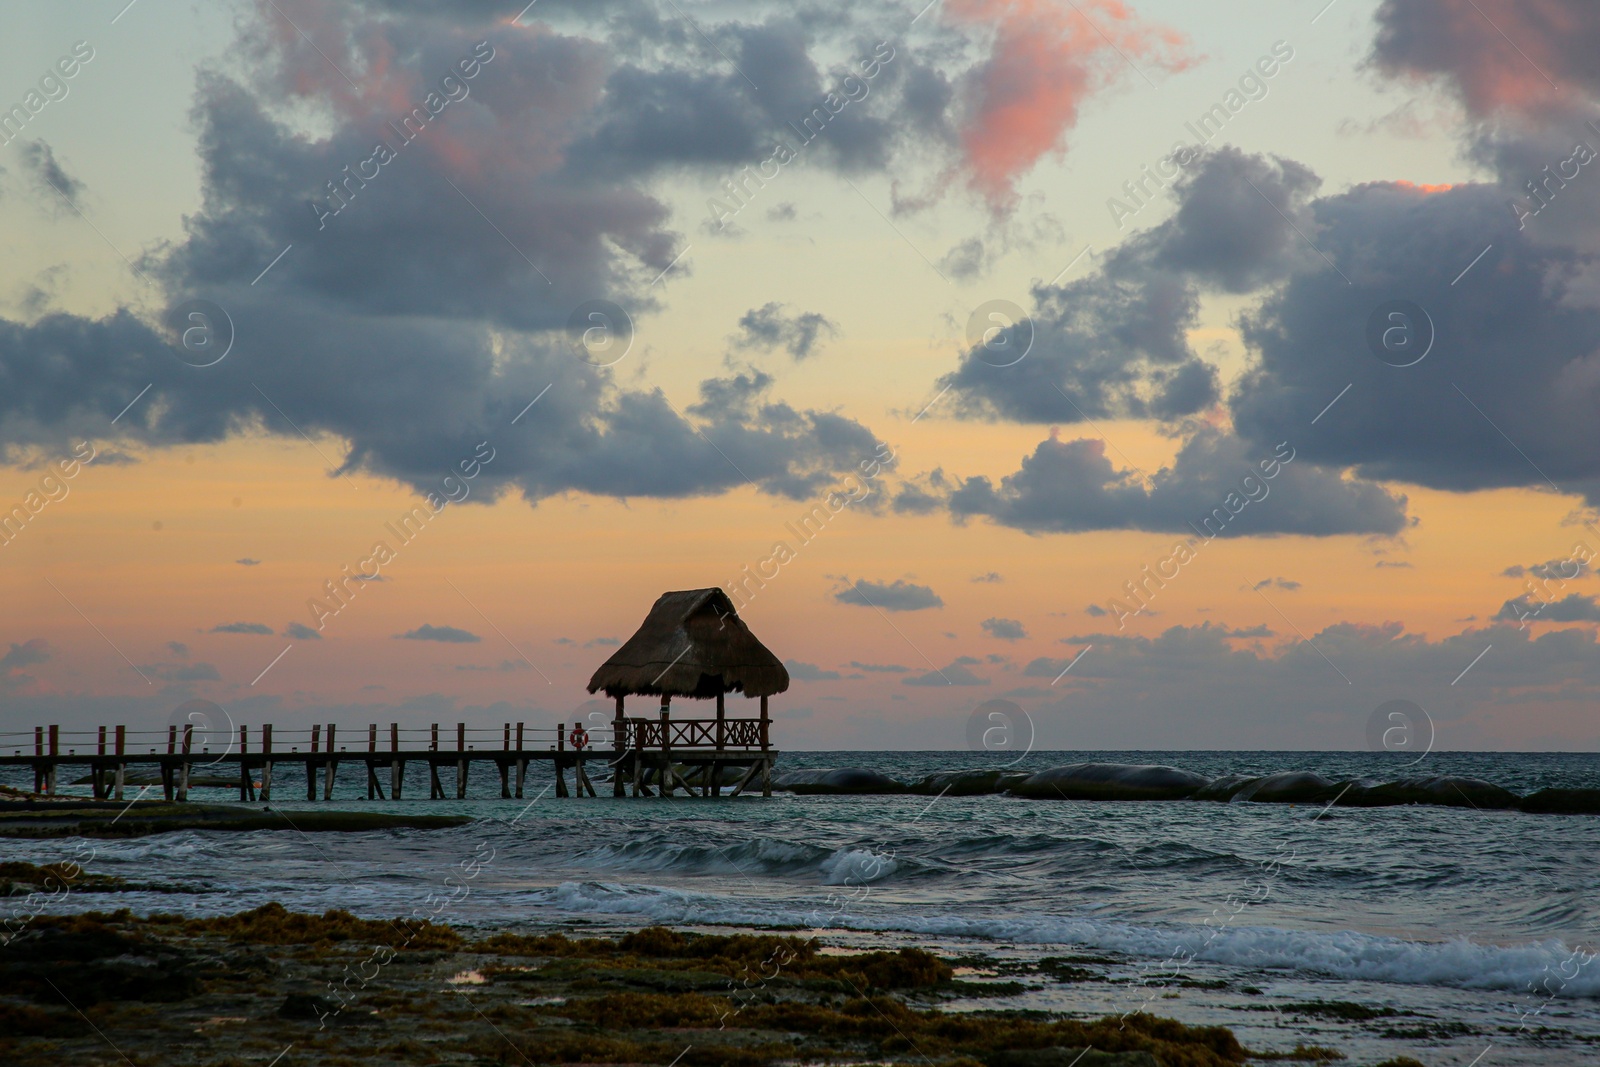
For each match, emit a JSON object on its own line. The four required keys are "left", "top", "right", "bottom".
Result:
{"left": 515, "top": 722, "right": 523, "bottom": 751}
{"left": 48, "top": 724, "right": 58, "bottom": 757}
{"left": 456, "top": 722, "right": 465, "bottom": 752}
{"left": 115, "top": 725, "right": 125, "bottom": 757}
{"left": 391, "top": 723, "right": 399, "bottom": 752}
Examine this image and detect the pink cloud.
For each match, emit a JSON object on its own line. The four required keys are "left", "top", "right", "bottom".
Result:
{"left": 945, "top": 0, "right": 1192, "bottom": 211}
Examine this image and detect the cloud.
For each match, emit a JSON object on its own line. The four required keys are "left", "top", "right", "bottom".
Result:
{"left": 1252, "top": 577, "right": 1301, "bottom": 591}
{"left": 939, "top": 429, "right": 1408, "bottom": 536}
{"left": 1371, "top": 0, "right": 1600, "bottom": 118}
{"left": 941, "top": 0, "right": 1191, "bottom": 211}
{"left": 584, "top": 636, "right": 621, "bottom": 647}
{"left": 733, "top": 302, "right": 839, "bottom": 359}
{"left": 20, "top": 141, "right": 84, "bottom": 208}
{"left": 1495, "top": 593, "right": 1600, "bottom": 623}
{"left": 456, "top": 660, "right": 530, "bottom": 672}
{"left": 167, "top": 641, "right": 189, "bottom": 658}
{"left": 1084, "top": 603, "right": 1108, "bottom": 616}
{"left": 971, "top": 571, "right": 1003, "bottom": 583}
{"left": 237, "top": 558, "right": 261, "bottom": 566}
{"left": 1, "top": 639, "right": 51, "bottom": 670}
{"left": 139, "top": 661, "right": 223, "bottom": 682}
{"left": 785, "top": 659, "right": 842, "bottom": 681}
{"left": 1012, "top": 618, "right": 1600, "bottom": 747}
{"left": 942, "top": 149, "right": 1317, "bottom": 426}
{"left": 1377, "top": 561, "right": 1414, "bottom": 569}
{"left": 848, "top": 660, "right": 910, "bottom": 673}
{"left": 981, "top": 617, "right": 1028, "bottom": 640}
{"left": 0, "top": 7, "right": 886, "bottom": 510}
{"left": 396, "top": 624, "right": 481, "bottom": 644}
{"left": 902, "top": 657, "right": 989, "bottom": 686}
{"left": 283, "top": 622, "right": 322, "bottom": 640}
{"left": 211, "top": 622, "right": 273, "bottom": 635}
{"left": 834, "top": 578, "right": 944, "bottom": 611}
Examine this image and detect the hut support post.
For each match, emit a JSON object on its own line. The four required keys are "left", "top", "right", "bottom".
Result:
{"left": 113, "top": 725, "right": 126, "bottom": 801}
{"left": 659, "top": 696, "right": 673, "bottom": 797}
{"left": 324, "top": 724, "right": 337, "bottom": 800}
{"left": 391, "top": 724, "right": 402, "bottom": 800}
{"left": 261, "top": 725, "right": 273, "bottom": 801}
{"left": 240, "top": 725, "right": 253, "bottom": 801}
{"left": 612, "top": 696, "right": 626, "bottom": 797}
{"left": 515, "top": 722, "right": 526, "bottom": 799}
{"left": 555, "top": 724, "right": 569, "bottom": 798}
{"left": 429, "top": 761, "right": 445, "bottom": 799}
{"left": 760, "top": 695, "right": 771, "bottom": 797}
{"left": 178, "top": 724, "right": 192, "bottom": 802}
{"left": 307, "top": 725, "right": 321, "bottom": 801}
{"left": 456, "top": 723, "right": 467, "bottom": 800}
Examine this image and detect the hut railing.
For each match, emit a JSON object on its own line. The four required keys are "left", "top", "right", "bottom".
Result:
{"left": 616, "top": 717, "right": 764, "bottom": 750}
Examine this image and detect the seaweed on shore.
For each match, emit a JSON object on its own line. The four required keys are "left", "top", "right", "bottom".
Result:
{"left": 0, "top": 909, "right": 1256, "bottom": 1067}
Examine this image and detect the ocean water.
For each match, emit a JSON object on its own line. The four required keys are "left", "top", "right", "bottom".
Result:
{"left": 6, "top": 750, "right": 1598, "bottom": 1064}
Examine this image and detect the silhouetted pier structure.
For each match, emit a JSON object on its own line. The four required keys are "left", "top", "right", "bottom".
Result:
{"left": 2, "top": 586, "right": 791, "bottom": 804}
{"left": 0, "top": 716, "right": 775, "bottom": 802}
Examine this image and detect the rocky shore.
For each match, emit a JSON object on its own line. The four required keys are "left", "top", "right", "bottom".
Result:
{"left": 0, "top": 893, "right": 1435, "bottom": 1067}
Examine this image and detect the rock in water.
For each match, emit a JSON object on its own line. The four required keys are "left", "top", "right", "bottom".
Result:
{"left": 1230, "top": 771, "right": 1344, "bottom": 804}
{"left": 1518, "top": 787, "right": 1600, "bottom": 815}
{"left": 910, "top": 769, "right": 1032, "bottom": 796}
{"left": 1010, "top": 763, "right": 1209, "bottom": 801}
{"left": 1189, "top": 773, "right": 1254, "bottom": 802}
{"left": 1344, "top": 776, "right": 1519, "bottom": 809}
{"left": 770, "top": 768, "right": 906, "bottom": 794}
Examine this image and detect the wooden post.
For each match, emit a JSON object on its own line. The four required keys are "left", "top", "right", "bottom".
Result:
{"left": 390, "top": 724, "right": 402, "bottom": 800}
{"left": 429, "top": 760, "right": 445, "bottom": 800}
{"left": 46, "top": 725, "right": 57, "bottom": 795}
{"left": 307, "top": 724, "right": 320, "bottom": 801}
{"left": 613, "top": 696, "right": 626, "bottom": 797}
{"left": 178, "top": 723, "right": 192, "bottom": 802}
{"left": 514, "top": 722, "right": 526, "bottom": 799}
{"left": 261, "top": 724, "right": 273, "bottom": 801}
{"left": 555, "top": 724, "right": 569, "bottom": 798}
{"left": 324, "top": 723, "right": 337, "bottom": 800}
{"left": 114, "top": 725, "right": 126, "bottom": 801}
{"left": 240, "top": 725, "right": 253, "bottom": 801}
{"left": 455, "top": 723, "right": 467, "bottom": 799}
{"left": 95, "top": 725, "right": 107, "bottom": 798}
{"left": 367, "top": 724, "right": 377, "bottom": 799}
{"left": 760, "top": 695, "right": 771, "bottom": 797}
{"left": 33, "top": 726, "right": 42, "bottom": 794}
{"left": 659, "top": 696, "right": 673, "bottom": 798}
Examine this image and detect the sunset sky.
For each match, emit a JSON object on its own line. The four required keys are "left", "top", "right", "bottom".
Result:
{"left": 3, "top": 0, "right": 1599, "bottom": 750}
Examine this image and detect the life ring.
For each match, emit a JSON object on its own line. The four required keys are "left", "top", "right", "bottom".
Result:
{"left": 570, "top": 725, "right": 589, "bottom": 750}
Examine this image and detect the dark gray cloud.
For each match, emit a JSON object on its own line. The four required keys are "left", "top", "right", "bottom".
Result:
{"left": 167, "top": 641, "right": 189, "bottom": 658}
{"left": 1, "top": 639, "right": 50, "bottom": 670}
{"left": 397, "top": 624, "right": 481, "bottom": 643}
{"left": 1371, "top": 0, "right": 1600, "bottom": 118}
{"left": 283, "top": 622, "right": 322, "bottom": 640}
{"left": 237, "top": 558, "right": 261, "bottom": 566}
{"left": 981, "top": 617, "right": 1027, "bottom": 640}
{"left": 584, "top": 636, "right": 620, "bottom": 648}
{"left": 0, "top": 6, "right": 884, "bottom": 509}
{"left": 1494, "top": 593, "right": 1600, "bottom": 623}
{"left": 784, "top": 658, "right": 842, "bottom": 680}
{"left": 1084, "top": 603, "right": 1108, "bottom": 616}
{"left": 139, "top": 661, "right": 222, "bottom": 682}
{"left": 211, "top": 621, "right": 272, "bottom": 635}
{"left": 971, "top": 571, "right": 1002, "bottom": 583}
{"left": 1252, "top": 577, "right": 1301, "bottom": 591}
{"left": 20, "top": 141, "right": 84, "bottom": 207}
{"left": 1229, "top": 178, "right": 1600, "bottom": 497}
{"left": 903, "top": 656, "right": 988, "bottom": 686}
{"left": 848, "top": 660, "right": 909, "bottom": 673}
{"left": 834, "top": 578, "right": 943, "bottom": 611}
{"left": 941, "top": 149, "right": 1315, "bottom": 425}
{"left": 940, "top": 428, "right": 1407, "bottom": 536}
{"left": 734, "top": 302, "right": 839, "bottom": 359}
{"left": 1009, "top": 618, "right": 1600, "bottom": 748}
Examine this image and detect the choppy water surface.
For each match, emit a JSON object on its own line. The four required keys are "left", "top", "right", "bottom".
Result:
{"left": 6, "top": 750, "right": 1598, "bottom": 1065}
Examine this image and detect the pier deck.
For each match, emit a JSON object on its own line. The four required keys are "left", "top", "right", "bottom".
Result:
{"left": 0, "top": 718, "right": 775, "bottom": 802}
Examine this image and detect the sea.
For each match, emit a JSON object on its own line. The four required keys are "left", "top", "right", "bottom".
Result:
{"left": 5, "top": 750, "right": 1597, "bottom": 1065}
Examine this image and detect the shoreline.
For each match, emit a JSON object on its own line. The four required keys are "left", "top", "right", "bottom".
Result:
{"left": 0, "top": 900, "right": 1393, "bottom": 1067}
{"left": 0, "top": 799, "right": 470, "bottom": 838}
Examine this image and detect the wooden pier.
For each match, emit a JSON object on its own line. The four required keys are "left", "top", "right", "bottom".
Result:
{"left": 0, "top": 711, "right": 775, "bottom": 803}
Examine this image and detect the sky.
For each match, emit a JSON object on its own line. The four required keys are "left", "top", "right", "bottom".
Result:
{"left": 1, "top": 0, "right": 1598, "bottom": 751}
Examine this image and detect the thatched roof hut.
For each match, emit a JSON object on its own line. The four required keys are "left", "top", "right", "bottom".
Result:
{"left": 587, "top": 588, "right": 789, "bottom": 700}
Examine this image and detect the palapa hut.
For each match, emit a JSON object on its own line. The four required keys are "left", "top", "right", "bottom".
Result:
{"left": 586, "top": 588, "right": 788, "bottom": 797}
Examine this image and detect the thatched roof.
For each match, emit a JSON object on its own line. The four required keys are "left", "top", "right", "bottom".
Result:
{"left": 587, "top": 588, "right": 790, "bottom": 699}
